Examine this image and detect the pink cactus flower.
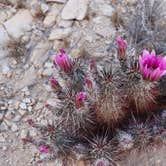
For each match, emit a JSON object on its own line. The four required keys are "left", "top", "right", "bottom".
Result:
{"left": 85, "top": 77, "right": 93, "bottom": 89}
{"left": 54, "top": 49, "right": 72, "bottom": 73}
{"left": 39, "top": 145, "right": 51, "bottom": 154}
{"left": 116, "top": 36, "right": 127, "bottom": 59}
{"left": 75, "top": 92, "right": 86, "bottom": 108}
{"left": 139, "top": 50, "right": 166, "bottom": 81}
{"left": 49, "top": 76, "right": 60, "bottom": 89}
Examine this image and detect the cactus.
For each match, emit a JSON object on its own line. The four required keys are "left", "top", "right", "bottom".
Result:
{"left": 23, "top": 1, "right": 166, "bottom": 164}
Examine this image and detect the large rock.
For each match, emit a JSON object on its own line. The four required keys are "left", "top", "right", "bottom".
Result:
{"left": 61, "top": 0, "right": 89, "bottom": 20}
{"left": 4, "top": 9, "right": 33, "bottom": 39}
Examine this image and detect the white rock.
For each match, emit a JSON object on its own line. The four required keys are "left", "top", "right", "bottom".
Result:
{"left": 28, "top": 106, "right": 33, "bottom": 112}
{"left": 99, "top": 4, "right": 114, "bottom": 17}
{"left": 46, "top": 0, "right": 66, "bottom": 3}
{"left": 4, "top": 9, "right": 33, "bottom": 39}
{"left": 49, "top": 27, "right": 72, "bottom": 40}
{"left": 61, "top": 0, "right": 89, "bottom": 20}
{"left": 23, "top": 98, "right": 31, "bottom": 104}
{"left": 0, "top": 25, "right": 10, "bottom": 47}
{"left": 20, "top": 129, "right": 28, "bottom": 139}
{"left": 19, "top": 102, "right": 27, "bottom": 110}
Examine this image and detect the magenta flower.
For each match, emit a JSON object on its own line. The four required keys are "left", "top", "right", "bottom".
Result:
{"left": 116, "top": 36, "right": 127, "bottom": 59}
{"left": 54, "top": 49, "right": 72, "bottom": 73}
{"left": 85, "top": 77, "right": 93, "bottom": 89}
{"left": 49, "top": 76, "right": 60, "bottom": 89}
{"left": 75, "top": 92, "right": 86, "bottom": 108}
{"left": 139, "top": 50, "right": 166, "bottom": 81}
{"left": 39, "top": 145, "right": 51, "bottom": 154}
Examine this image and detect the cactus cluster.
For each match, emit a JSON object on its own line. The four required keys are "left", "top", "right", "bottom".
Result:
{"left": 23, "top": 0, "right": 166, "bottom": 165}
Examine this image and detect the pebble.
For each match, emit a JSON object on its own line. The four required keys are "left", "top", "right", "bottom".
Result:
{"left": 28, "top": 106, "right": 33, "bottom": 112}
{"left": 19, "top": 102, "right": 27, "bottom": 110}
{"left": 61, "top": 0, "right": 89, "bottom": 20}
{"left": 23, "top": 98, "right": 31, "bottom": 104}
{"left": 20, "top": 129, "right": 28, "bottom": 139}
{"left": 11, "top": 123, "right": 18, "bottom": 132}
{"left": 49, "top": 27, "right": 72, "bottom": 40}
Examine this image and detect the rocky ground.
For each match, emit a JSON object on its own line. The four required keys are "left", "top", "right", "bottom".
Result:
{"left": 0, "top": 0, "right": 140, "bottom": 166}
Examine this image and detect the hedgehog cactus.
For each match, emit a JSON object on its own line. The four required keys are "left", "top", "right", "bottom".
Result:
{"left": 25, "top": 40, "right": 166, "bottom": 164}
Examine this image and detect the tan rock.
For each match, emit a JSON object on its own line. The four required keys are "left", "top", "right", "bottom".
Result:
{"left": 49, "top": 27, "right": 72, "bottom": 40}
{"left": 4, "top": 9, "right": 33, "bottom": 39}
{"left": 61, "top": 0, "right": 89, "bottom": 20}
